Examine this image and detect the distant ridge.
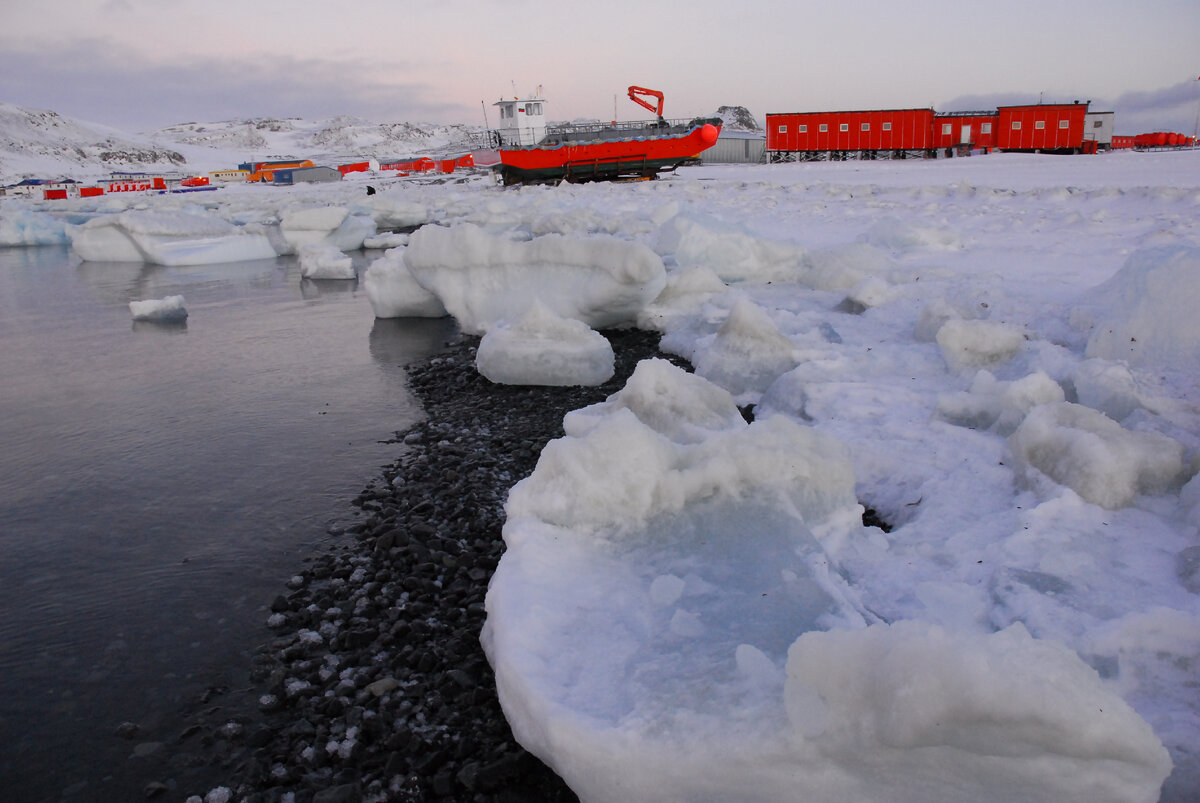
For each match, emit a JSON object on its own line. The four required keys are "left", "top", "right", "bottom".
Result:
{"left": 713, "top": 105, "right": 762, "bottom": 132}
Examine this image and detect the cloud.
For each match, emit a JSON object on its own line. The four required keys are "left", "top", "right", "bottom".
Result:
{"left": 0, "top": 37, "right": 473, "bottom": 131}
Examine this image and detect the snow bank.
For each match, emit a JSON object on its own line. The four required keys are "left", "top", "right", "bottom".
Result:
{"left": 652, "top": 212, "right": 809, "bottom": 283}
{"left": 68, "top": 209, "right": 276, "bottom": 265}
{"left": 475, "top": 302, "right": 614, "bottom": 386}
{"left": 298, "top": 242, "right": 355, "bottom": 280}
{"left": 485, "top": 360, "right": 1171, "bottom": 803}
{"left": 692, "top": 297, "right": 798, "bottom": 400}
{"left": 936, "top": 370, "right": 1065, "bottom": 435}
{"left": 936, "top": 318, "right": 1026, "bottom": 373}
{"left": 404, "top": 223, "right": 666, "bottom": 335}
{"left": 129, "top": 295, "right": 187, "bottom": 323}
{"left": 362, "top": 249, "right": 446, "bottom": 318}
{"left": 1084, "top": 245, "right": 1200, "bottom": 371}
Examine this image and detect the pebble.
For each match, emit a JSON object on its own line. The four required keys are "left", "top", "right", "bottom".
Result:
{"left": 172, "top": 329, "right": 679, "bottom": 802}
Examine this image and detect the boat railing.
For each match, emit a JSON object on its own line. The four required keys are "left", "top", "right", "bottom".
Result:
{"left": 543, "top": 117, "right": 705, "bottom": 142}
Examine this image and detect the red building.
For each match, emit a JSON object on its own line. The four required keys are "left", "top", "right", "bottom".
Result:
{"left": 931, "top": 112, "right": 998, "bottom": 150}
{"left": 767, "top": 109, "right": 934, "bottom": 154}
{"left": 996, "top": 103, "right": 1088, "bottom": 151}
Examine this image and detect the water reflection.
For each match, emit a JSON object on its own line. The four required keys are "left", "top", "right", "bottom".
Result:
{"left": 368, "top": 315, "right": 458, "bottom": 371}
{"left": 0, "top": 244, "right": 452, "bottom": 800}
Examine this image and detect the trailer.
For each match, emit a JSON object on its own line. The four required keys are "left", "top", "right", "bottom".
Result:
{"left": 766, "top": 109, "right": 935, "bottom": 161}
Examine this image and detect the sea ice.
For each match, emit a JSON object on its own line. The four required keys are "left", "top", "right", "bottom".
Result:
{"left": 129, "top": 295, "right": 187, "bottom": 323}
{"left": 280, "top": 205, "right": 376, "bottom": 252}
{"left": 298, "top": 243, "right": 355, "bottom": 280}
{"left": 362, "top": 249, "right": 446, "bottom": 318}
{"left": 475, "top": 302, "right": 614, "bottom": 387}
{"left": 485, "top": 362, "right": 1171, "bottom": 803}
{"left": 69, "top": 209, "right": 276, "bottom": 265}
{"left": 404, "top": 223, "right": 666, "bottom": 335}
{"left": 1009, "top": 401, "right": 1186, "bottom": 508}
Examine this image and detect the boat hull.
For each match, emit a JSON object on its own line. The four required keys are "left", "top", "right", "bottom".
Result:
{"left": 497, "top": 121, "right": 721, "bottom": 184}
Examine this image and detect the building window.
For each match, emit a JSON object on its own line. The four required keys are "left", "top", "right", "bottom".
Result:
{"left": 882, "top": 122, "right": 892, "bottom": 131}
{"left": 981, "top": 123, "right": 992, "bottom": 134}
{"left": 1062, "top": 120, "right": 1071, "bottom": 129}
{"left": 1012, "top": 121, "right": 1021, "bottom": 130}
{"left": 942, "top": 123, "right": 952, "bottom": 135}
{"left": 861, "top": 123, "right": 870, "bottom": 131}
{"left": 778, "top": 125, "right": 787, "bottom": 133}
{"left": 819, "top": 124, "right": 828, "bottom": 132}
{"left": 839, "top": 123, "right": 849, "bottom": 132}
{"left": 1093, "top": 120, "right": 1103, "bottom": 128}
{"left": 1035, "top": 120, "right": 1046, "bottom": 130}
{"left": 798, "top": 125, "right": 807, "bottom": 133}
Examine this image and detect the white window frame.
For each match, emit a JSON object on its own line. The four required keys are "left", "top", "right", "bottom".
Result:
{"left": 1061, "top": 120, "right": 1071, "bottom": 129}
{"left": 942, "top": 123, "right": 952, "bottom": 135}
{"left": 1012, "top": 121, "right": 1022, "bottom": 130}
{"left": 839, "top": 123, "right": 849, "bottom": 132}
{"left": 1035, "top": 120, "right": 1046, "bottom": 130}
{"left": 777, "top": 125, "right": 787, "bottom": 133}
{"left": 882, "top": 122, "right": 892, "bottom": 131}
{"left": 861, "top": 122, "right": 870, "bottom": 132}
{"left": 981, "top": 122, "right": 992, "bottom": 134}
{"left": 819, "top": 124, "right": 828, "bottom": 133}
{"left": 798, "top": 124, "right": 807, "bottom": 133}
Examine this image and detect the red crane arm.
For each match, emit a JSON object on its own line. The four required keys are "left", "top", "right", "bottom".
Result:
{"left": 627, "top": 86, "right": 665, "bottom": 118}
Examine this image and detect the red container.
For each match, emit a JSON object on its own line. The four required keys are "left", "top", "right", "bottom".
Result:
{"left": 43, "top": 189, "right": 68, "bottom": 200}
{"left": 767, "top": 108, "right": 934, "bottom": 153}
{"left": 80, "top": 186, "right": 104, "bottom": 197}
{"left": 996, "top": 103, "right": 1088, "bottom": 151}
{"left": 338, "top": 162, "right": 370, "bottom": 175}
{"left": 932, "top": 114, "right": 999, "bottom": 149}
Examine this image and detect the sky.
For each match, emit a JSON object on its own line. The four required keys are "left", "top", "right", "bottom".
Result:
{"left": 1, "top": 0, "right": 1198, "bottom": 135}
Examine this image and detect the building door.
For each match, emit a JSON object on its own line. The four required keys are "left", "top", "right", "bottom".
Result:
{"left": 960, "top": 125, "right": 972, "bottom": 144}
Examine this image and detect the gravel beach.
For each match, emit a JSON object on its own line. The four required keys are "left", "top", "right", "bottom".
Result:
{"left": 169, "top": 327, "right": 687, "bottom": 803}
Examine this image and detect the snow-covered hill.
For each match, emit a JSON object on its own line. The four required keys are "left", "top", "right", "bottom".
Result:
{"left": 0, "top": 102, "right": 189, "bottom": 183}
{"left": 0, "top": 100, "right": 762, "bottom": 185}
{"left": 0, "top": 103, "right": 486, "bottom": 184}
{"left": 150, "top": 116, "right": 482, "bottom": 167}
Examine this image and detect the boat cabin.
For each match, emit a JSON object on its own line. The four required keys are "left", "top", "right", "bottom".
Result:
{"left": 493, "top": 95, "right": 547, "bottom": 147}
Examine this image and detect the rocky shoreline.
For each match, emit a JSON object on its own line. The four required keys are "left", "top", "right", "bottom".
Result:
{"left": 175, "top": 328, "right": 685, "bottom": 803}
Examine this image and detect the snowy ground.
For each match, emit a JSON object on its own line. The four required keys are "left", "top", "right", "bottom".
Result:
{"left": 4, "top": 149, "right": 1199, "bottom": 802}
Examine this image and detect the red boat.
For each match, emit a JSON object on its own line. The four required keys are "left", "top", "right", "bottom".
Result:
{"left": 492, "top": 86, "right": 721, "bottom": 185}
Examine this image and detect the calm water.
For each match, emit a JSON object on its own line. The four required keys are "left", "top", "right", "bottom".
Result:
{"left": 0, "top": 244, "right": 455, "bottom": 801}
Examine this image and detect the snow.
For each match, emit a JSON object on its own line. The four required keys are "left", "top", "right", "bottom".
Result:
{"left": 5, "top": 139, "right": 1200, "bottom": 800}
{"left": 475, "top": 302, "right": 614, "bottom": 387}
{"left": 128, "top": 295, "right": 187, "bottom": 323}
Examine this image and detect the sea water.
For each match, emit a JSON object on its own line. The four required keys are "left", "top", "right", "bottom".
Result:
{"left": 0, "top": 244, "right": 455, "bottom": 800}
